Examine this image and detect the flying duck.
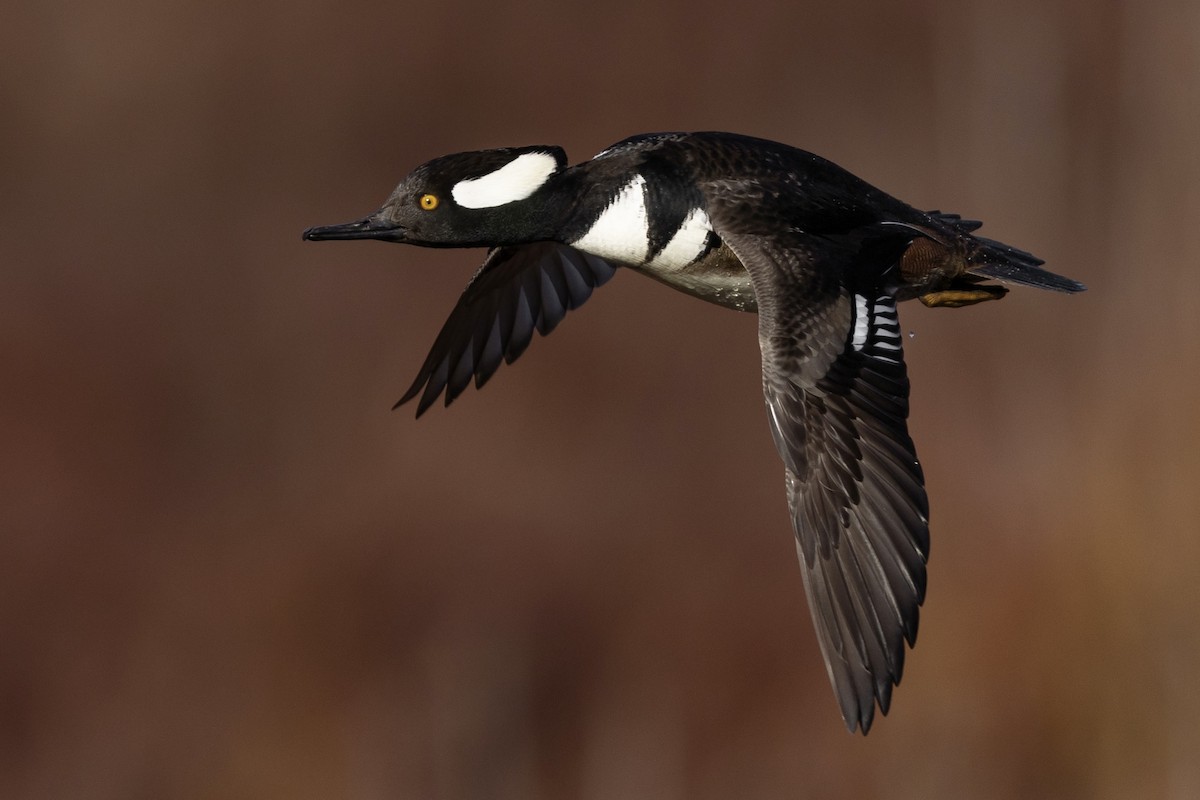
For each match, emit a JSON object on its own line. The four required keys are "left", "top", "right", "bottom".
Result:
{"left": 303, "top": 131, "right": 1086, "bottom": 733}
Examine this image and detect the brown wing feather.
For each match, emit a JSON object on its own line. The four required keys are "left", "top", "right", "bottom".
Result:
{"left": 718, "top": 229, "right": 929, "bottom": 734}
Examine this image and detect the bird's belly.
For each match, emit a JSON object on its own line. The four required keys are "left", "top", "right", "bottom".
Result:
{"left": 634, "top": 244, "right": 759, "bottom": 313}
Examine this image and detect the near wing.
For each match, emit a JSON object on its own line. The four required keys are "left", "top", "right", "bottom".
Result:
{"left": 718, "top": 229, "right": 930, "bottom": 734}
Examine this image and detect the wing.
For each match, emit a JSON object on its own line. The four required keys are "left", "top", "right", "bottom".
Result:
{"left": 718, "top": 229, "right": 930, "bottom": 734}
{"left": 396, "top": 242, "right": 618, "bottom": 415}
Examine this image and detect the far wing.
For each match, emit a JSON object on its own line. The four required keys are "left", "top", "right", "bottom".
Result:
{"left": 397, "top": 243, "right": 617, "bottom": 415}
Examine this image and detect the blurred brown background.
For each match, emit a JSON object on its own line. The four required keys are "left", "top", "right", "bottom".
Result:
{"left": 3, "top": 0, "right": 1198, "bottom": 798}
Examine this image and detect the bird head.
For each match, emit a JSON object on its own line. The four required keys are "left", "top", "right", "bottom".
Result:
{"left": 303, "top": 146, "right": 568, "bottom": 248}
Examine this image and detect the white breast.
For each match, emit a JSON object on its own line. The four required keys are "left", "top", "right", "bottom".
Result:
{"left": 646, "top": 207, "right": 713, "bottom": 271}
{"left": 569, "top": 176, "right": 650, "bottom": 264}
{"left": 570, "top": 176, "right": 716, "bottom": 272}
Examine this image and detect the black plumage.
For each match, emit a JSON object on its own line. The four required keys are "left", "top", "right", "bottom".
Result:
{"left": 304, "top": 131, "right": 1085, "bottom": 733}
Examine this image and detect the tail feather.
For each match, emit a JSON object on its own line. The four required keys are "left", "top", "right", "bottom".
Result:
{"left": 967, "top": 236, "right": 1087, "bottom": 293}
{"left": 928, "top": 211, "right": 983, "bottom": 233}
{"left": 927, "top": 211, "right": 1086, "bottom": 293}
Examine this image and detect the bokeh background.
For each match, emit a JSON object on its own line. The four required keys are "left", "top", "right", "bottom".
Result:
{"left": 4, "top": 0, "right": 1199, "bottom": 797}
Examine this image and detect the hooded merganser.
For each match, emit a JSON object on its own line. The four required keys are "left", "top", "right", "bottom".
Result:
{"left": 304, "top": 131, "right": 1085, "bottom": 733}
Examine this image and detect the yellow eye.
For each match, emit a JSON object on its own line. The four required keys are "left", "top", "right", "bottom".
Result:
{"left": 419, "top": 193, "right": 439, "bottom": 211}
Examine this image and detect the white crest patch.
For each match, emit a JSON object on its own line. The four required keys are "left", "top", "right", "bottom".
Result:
{"left": 646, "top": 207, "right": 713, "bottom": 271}
{"left": 570, "top": 175, "right": 649, "bottom": 264}
{"left": 451, "top": 151, "right": 559, "bottom": 209}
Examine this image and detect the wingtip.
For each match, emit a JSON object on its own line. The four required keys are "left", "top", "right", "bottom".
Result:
{"left": 846, "top": 709, "right": 874, "bottom": 736}
{"left": 415, "top": 393, "right": 437, "bottom": 417}
{"left": 844, "top": 693, "right": 893, "bottom": 735}
{"left": 394, "top": 370, "right": 437, "bottom": 414}
{"left": 392, "top": 390, "right": 434, "bottom": 420}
